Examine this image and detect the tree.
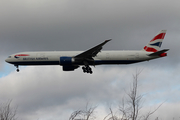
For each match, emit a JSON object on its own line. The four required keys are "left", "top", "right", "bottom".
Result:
{"left": 104, "top": 71, "right": 163, "bottom": 120}
{"left": 120, "top": 71, "right": 142, "bottom": 120}
{"left": 0, "top": 100, "right": 17, "bottom": 120}
{"left": 70, "top": 71, "right": 163, "bottom": 120}
{"left": 69, "top": 102, "right": 97, "bottom": 120}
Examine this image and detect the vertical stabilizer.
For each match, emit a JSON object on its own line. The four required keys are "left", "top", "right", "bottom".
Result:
{"left": 142, "top": 30, "right": 166, "bottom": 52}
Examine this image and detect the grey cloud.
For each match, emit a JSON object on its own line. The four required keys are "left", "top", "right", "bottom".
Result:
{"left": 1, "top": 1, "right": 180, "bottom": 52}
{"left": 1, "top": 64, "right": 179, "bottom": 119}
{"left": 1, "top": 0, "right": 180, "bottom": 119}
{"left": 0, "top": 66, "right": 141, "bottom": 118}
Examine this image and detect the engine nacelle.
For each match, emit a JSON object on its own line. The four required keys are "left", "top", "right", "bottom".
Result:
{"left": 60, "top": 57, "right": 75, "bottom": 65}
{"left": 60, "top": 57, "right": 79, "bottom": 71}
{"left": 62, "top": 65, "right": 79, "bottom": 71}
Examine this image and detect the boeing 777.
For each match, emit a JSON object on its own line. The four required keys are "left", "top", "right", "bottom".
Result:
{"left": 5, "top": 30, "right": 169, "bottom": 74}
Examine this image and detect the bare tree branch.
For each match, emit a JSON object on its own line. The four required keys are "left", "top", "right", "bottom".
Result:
{"left": 0, "top": 100, "right": 17, "bottom": 120}
{"left": 69, "top": 102, "right": 97, "bottom": 120}
{"left": 84, "top": 102, "right": 97, "bottom": 120}
{"left": 69, "top": 70, "right": 164, "bottom": 120}
{"left": 142, "top": 101, "right": 165, "bottom": 120}
{"left": 69, "top": 110, "right": 83, "bottom": 120}
{"left": 117, "top": 70, "right": 163, "bottom": 120}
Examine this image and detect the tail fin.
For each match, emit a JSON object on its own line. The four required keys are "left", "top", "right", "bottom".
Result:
{"left": 142, "top": 30, "right": 167, "bottom": 52}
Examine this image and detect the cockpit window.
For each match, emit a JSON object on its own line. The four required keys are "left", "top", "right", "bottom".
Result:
{"left": 8, "top": 56, "right": 11, "bottom": 58}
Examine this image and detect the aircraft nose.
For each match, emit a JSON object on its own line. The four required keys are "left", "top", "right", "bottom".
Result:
{"left": 5, "top": 58, "right": 9, "bottom": 63}
{"left": 5, "top": 57, "right": 11, "bottom": 63}
{"left": 5, "top": 56, "right": 14, "bottom": 64}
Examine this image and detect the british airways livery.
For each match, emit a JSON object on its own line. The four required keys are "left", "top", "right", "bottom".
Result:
{"left": 5, "top": 30, "right": 169, "bottom": 74}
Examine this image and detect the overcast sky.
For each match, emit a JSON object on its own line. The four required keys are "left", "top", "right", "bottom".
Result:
{"left": 1, "top": 0, "right": 180, "bottom": 120}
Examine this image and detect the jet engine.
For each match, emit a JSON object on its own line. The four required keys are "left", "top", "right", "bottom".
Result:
{"left": 60, "top": 57, "right": 79, "bottom": 71}
{"left": 60, "top": 57, "right": 75, "bottom": 65}
{"left": 62, "top": 65, "right": 79, "bottom": 71}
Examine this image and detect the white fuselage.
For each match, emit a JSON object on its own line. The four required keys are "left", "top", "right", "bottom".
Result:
{"left": 5, "top": 30, "right": 168, "bottom": 73}
{"left": 5, "top": 50, "right": 158, "bottom": 66}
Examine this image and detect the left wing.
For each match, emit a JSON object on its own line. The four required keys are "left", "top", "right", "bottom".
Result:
{"left": 74, "top": 39, "right": 111, "bottom": 59}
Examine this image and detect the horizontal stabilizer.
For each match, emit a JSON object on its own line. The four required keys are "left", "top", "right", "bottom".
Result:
{"left": 148, "top": 49, "right": 169, "bottom": 56}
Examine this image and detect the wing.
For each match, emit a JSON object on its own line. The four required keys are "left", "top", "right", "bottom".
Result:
{"left": 74, "top": 39, "right": 111, "bottom": 59}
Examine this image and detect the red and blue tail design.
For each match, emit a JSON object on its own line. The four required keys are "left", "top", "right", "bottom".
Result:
{"left": 142, "top": 30, "right": 166, "bottom": 52}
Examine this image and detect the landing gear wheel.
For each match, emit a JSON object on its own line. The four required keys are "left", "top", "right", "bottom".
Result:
{"left": 82, "top": 67, "right": 87, "bottom": 73}
{"left": 15, "top": 65, "right": 20, "bottom": 72}
{"left": 82, "top": 66, "right": 93, "bottom": 74}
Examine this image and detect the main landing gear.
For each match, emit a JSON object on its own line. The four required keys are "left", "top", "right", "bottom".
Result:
{"left": 15, "top": 65, "right": 20, "bottom": 72}
{"left": 82, "top": 66, "right": 93, "bottom": 74}
{"left": 82, "top": 61, "right": 93, "bottom": 74}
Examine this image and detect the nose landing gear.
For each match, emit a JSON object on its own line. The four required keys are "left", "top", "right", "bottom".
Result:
{"left": 15, "top": 65, "right": 20, "bottom": 72}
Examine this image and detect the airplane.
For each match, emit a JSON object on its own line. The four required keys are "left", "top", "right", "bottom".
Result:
{"left": 5, "top": 30, "right": 169, "bottom": 74}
